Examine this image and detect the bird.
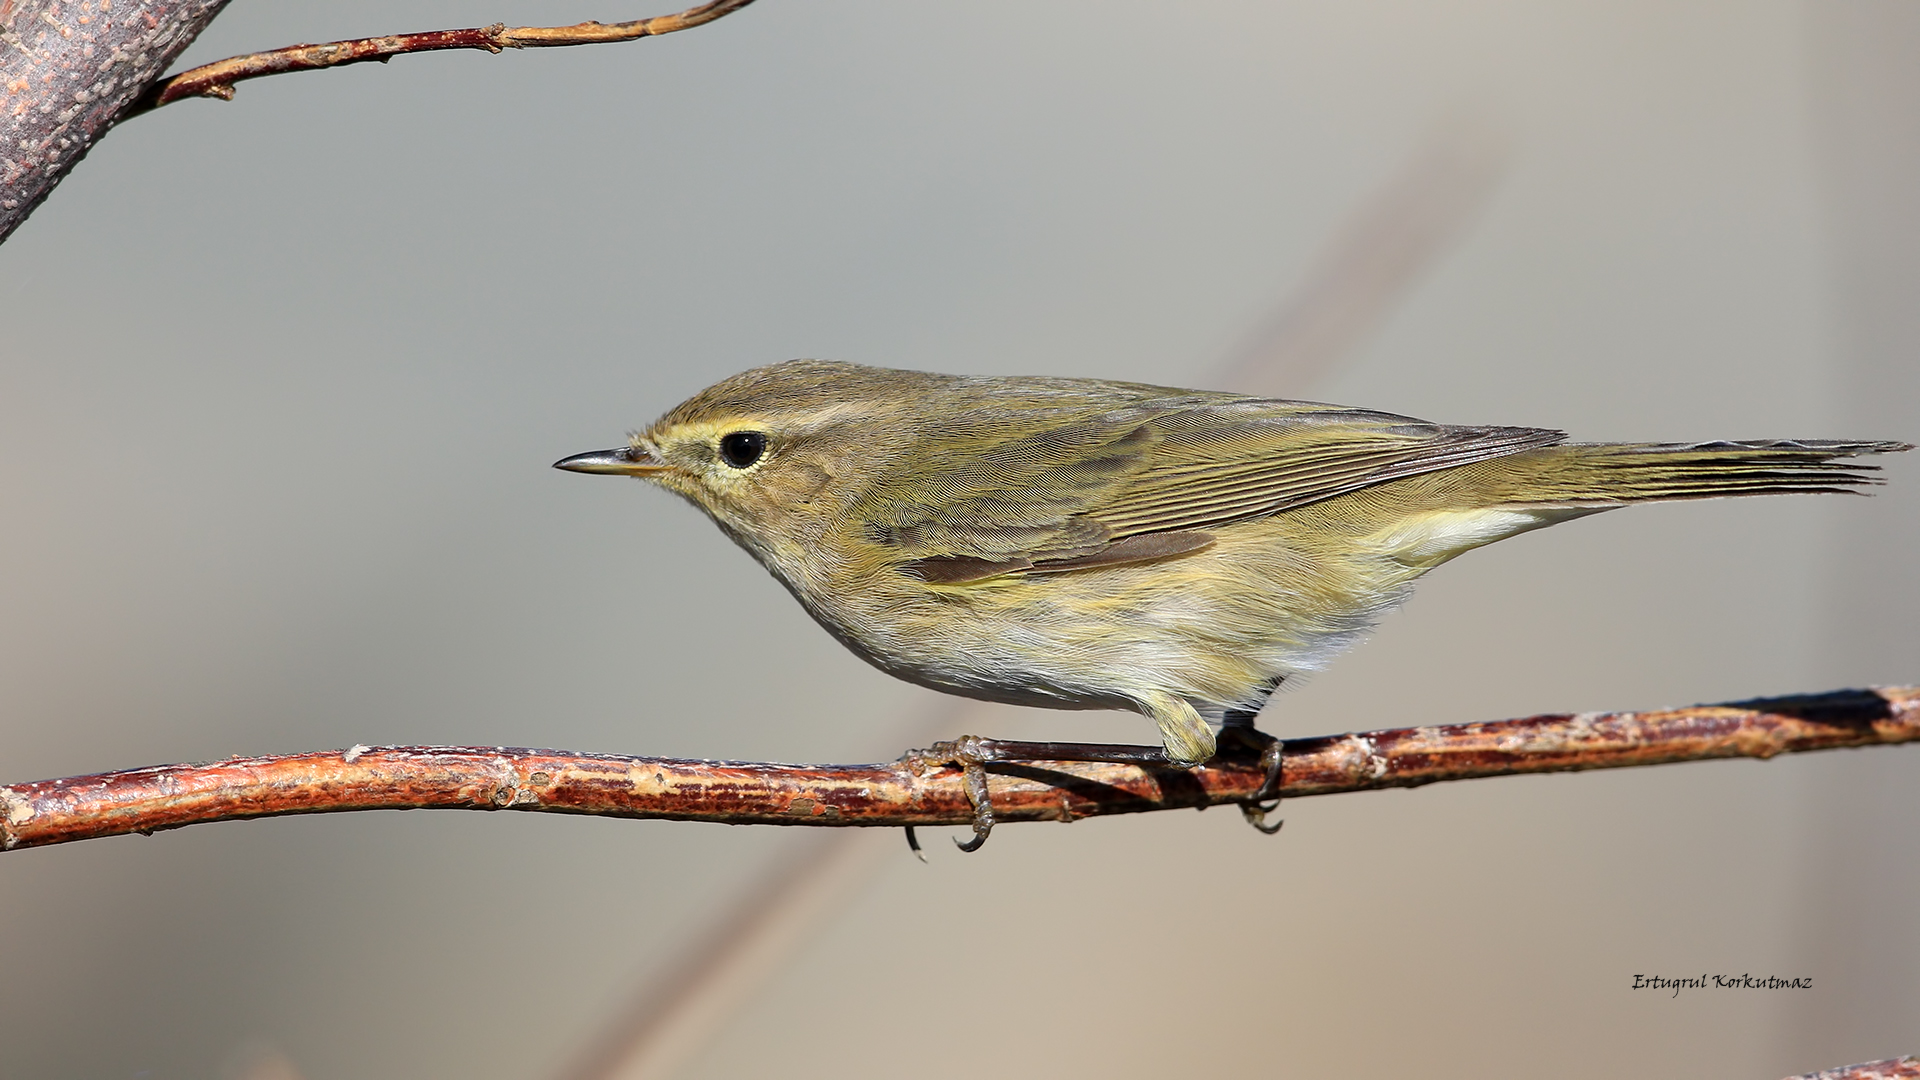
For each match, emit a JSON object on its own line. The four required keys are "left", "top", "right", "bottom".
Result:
{"left": 555, "top": 358, "right": 1907, "bottom": 792}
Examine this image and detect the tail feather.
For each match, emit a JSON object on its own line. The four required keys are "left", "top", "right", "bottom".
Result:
{"left": 1502, "top": 439, "right": 1911, "bottom": 506}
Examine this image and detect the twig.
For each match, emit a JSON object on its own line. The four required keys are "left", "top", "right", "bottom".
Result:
{"left": 3, "top": 687, "right": 1914, "bottom": 852}
{"left": 1786, "top": 1057, "right": 1920, "bottom": 1080}
{"left": 0, "top": 0, "right": 758, "bottom": 241}
{"left": 552, "top": 827, "right": 891, "bottom": 1080}
{"left": 1211, "top": 121, "right": 1510, "bottom": 397}
{"left": 124, "top": 0, "right": 760, "bottom": 116}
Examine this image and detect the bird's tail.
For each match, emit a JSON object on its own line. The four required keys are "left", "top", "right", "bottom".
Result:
{"left": 1493, "top": 439, "right": 1911, "bottom": 506}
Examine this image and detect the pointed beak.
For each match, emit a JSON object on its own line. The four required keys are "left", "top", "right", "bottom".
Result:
{"left": 552, "top": 445, "right": 667, "bottom": 476}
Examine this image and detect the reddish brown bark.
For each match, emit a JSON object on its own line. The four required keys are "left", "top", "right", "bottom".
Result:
{"left": 1786, "top": 1057, "right": 1920, "bottom": 1080}
{"left": 126, "top": 0, "right": 759, "bottom": 114}
{"left": 4, "top": 686, "right": 1914, "bottom": 852}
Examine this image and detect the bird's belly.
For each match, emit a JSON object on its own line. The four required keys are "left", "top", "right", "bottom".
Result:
{"left": 799, "top": 588, "right": 1146, "bottom": 711}
{"left": 792, "top": 542, "right": 1408, "bottom": 714}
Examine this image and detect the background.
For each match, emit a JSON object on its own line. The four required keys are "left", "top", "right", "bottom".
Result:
{"left": 1, "top": 1, "right": 1914, "bottom": 1077}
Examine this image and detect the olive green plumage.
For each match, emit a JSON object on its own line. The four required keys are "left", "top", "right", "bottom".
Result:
{"left": 558, "top": 359, "right": 1909, "bottom": 765}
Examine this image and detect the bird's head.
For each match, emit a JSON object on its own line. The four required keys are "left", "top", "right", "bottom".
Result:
{"left": 554, "top": 359, "right": 959, "bottom": 553}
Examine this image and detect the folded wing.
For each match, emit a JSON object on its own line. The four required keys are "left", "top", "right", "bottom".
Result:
{"left": 862, "top": 397, "right": 1567, "bottom": 584}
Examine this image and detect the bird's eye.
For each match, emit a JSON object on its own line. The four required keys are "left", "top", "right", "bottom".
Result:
{"left": 718, "top": 431, "right": 768, "bottom": 469}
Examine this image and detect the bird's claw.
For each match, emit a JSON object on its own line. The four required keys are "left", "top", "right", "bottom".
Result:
{"left": 1240, "top": 797, "right": 1285, "bottom": 834}
{"left": 902, "top": 734, "right": 1182, "bottom": 854}
{"left": 1217, "top": 718, "right": 1285, "bottom": 836}
{"left": 914, "top": 735, "right": 998, "bottom": 854}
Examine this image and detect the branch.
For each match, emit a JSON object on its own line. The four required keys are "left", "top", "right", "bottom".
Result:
{"left": 124, "top": 0, "right": 759, "bottom": 116}
{"left": 1787, "top": 1058, "right": 1920, "bottom": 1080}
{"left": 0, "top": 0, "right": 758, "bottom": 242}
{"left": 0, "top": 0, "right": 232, "bottom": 242}
{"left": 4, "top": 687, "right": 1915, "bottom": 852}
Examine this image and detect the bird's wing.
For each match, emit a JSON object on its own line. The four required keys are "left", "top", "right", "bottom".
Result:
{"left": 860, "top": 400, "right": 1565, "bottom": 584}
{"left": 1089, "top": 405, "right": 1565, "bottom": 536}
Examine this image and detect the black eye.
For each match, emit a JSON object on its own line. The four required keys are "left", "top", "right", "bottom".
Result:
{"left": 718, "top": 431, "right": 767, "bottom": 469}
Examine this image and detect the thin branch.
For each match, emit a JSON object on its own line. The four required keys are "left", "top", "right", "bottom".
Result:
{"left": 553, "top": 828, "right": 891, "bottom": 1080}
{"left": 3, "top": 687, "right": 1914, "bottom": 852}
{"left": 126, "top": 0, "right": 760, "bottom": 117}
{"left": 123, "top": 0, "right": 756, "bottom": 115}
{"left": 0, "top": 0, "right": 758, "bottom": 240}
{"left": 1211, "top": 120, "right": 1510, "bottom": 398}
{"left": 1786, "top": 1057, "right": 1920, "bottom": 1080}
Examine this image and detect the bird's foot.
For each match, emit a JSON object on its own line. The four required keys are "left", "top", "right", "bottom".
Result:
{"left": 902, "top": 735, "right": 1000, "bottom": 853}
{"left": 902, "top": 736, "right": 1170, "bottom": 855}
{"left": 1216, "top": 715, "right": 1284, "bottom": 835}
{"left": 934, "top": 735, "right": 998, "bottom": 853}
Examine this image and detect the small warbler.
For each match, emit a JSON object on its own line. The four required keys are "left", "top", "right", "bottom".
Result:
{"left": 557, "top": 359, "right": 1907, "bottom": 770}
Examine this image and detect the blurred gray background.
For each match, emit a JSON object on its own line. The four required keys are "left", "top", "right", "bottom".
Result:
{"left": 1, "top": 1, "right": 1915, "bottom": 1077}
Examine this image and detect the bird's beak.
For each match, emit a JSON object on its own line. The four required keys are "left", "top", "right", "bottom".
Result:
{"left": 552, "top": 445, "right": 668, "bottom": 476}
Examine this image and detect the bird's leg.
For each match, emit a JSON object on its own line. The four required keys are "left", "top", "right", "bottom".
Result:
{"left": 1217, "top": 708, "right": 1284, "bottom": 835}
{"left": 905, "top": 690, "right": 1287, "bottom": 851}
{"left": 1141, "top": 690, "right": 1216, "bottom": 766}
{"left": 909, "top": 735, "right": 997, "bottom": 853}
{"left": 904, "top": 735, "right": 1171, "bottom": 854}
{"left": 952, "top": 736, "right": 996, "bottom": 853}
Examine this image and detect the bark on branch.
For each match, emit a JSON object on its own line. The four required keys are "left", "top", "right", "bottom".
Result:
{"left": 4, "top": 686, "right": 1914, "bottom": 852}
{"left": 125, "top": 0, "right": 758, "bottom": 115}
{"left": 0, "top": 0, "right": 231, "bottom": 240}
{"left": 1786, "top": 1057, "right": 1920, "bottom": 1080}
{"left": 0, "top": 0, "right": 758, "bottom": 242}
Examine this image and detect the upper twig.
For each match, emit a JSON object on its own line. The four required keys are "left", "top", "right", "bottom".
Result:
{"left": 123, "top": 0, "right": 759, "bottom": 117}
{"left": 3, "top": 686, "right": 1914, "bottom": 852}
{"left": 0, "top": 0, "right": 760, "bottom": 241}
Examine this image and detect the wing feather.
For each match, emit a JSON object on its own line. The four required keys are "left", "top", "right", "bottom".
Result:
{"left": 856, "top": 394, "right": 1566, "bottom": 580}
